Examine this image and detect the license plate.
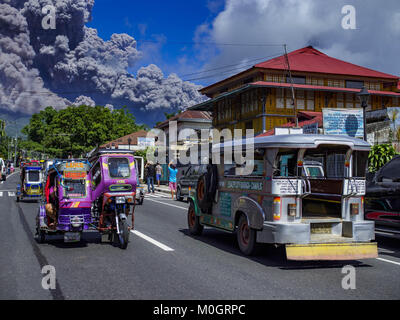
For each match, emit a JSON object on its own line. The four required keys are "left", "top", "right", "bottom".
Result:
{"left": 64, "top": 232, "right": 81, "bottom": 243}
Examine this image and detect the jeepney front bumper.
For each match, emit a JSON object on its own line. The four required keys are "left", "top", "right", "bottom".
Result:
{"left": 285, "top": 242, "right": 378, "bottom": 261}
{"left": 257, "top": 220, "right": 377, "bottom": 260}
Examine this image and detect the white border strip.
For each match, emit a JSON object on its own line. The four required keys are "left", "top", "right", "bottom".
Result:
{"left": 131, "top": 230, "right": 174, "bottom": 252}
{"left": 376, "top": 257, "right": 400, "bottom": 266}
{"left": 145, "top": 198, "right": 187, "bottom": 210}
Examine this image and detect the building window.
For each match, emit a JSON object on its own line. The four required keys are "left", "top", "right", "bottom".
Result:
{"left": 276, "top": 89, "right": 284, "bottom": 109}
{"left": 346, "top": 80, "right": 364, "bottom": 89}
{"left": 287, "top": 76, "right": 306, "bottom": 85}
{"left": 306, "top": 91, "right": 315, "bottom": 111}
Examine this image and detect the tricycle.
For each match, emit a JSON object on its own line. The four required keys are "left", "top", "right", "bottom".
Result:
{"left": 35, "top": 159, "right": 92, "bottom": 243}
{"left": 88, "top": 149, "right": 137, "bottom": 249}
{"left": 16, "top": 162, "right": 43, "bottom": 202}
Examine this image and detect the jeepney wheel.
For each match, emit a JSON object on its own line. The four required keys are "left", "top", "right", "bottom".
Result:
{"left": 237, "top": 214, "right": 257, "bottom": 256}
{"left": 118, "top": 219, "right": 130, "bottom": 249}
{"left": 188, "top": 202, "right": 203, "bottom": 236}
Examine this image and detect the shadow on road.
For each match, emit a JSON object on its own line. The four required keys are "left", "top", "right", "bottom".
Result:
{"left": 179, "top": 228, "right": 373, "bottom": 270}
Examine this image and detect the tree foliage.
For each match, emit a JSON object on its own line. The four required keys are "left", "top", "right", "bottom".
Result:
{"left": 22, "top": 105, "right": 146, "bottom": 158}
{"left": 368, "top": 144, "right": 398, "bottom": 173}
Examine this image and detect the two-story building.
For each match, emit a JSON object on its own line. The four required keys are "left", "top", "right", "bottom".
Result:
{"left": 189, "top": 46, "right": 400, "bottom": 137}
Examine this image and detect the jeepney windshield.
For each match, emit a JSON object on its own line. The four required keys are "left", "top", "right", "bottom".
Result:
{"left": 27, "top": 170, "right": 40, "bottom": 182}
{"left": 303, "top": 145, "right": 349, "bottom": 179}
{"left": 63, "top": 179, "right": 86, "bottom": 198}
{"left": 108, "top": 157, "right": 130, "bottom": 178}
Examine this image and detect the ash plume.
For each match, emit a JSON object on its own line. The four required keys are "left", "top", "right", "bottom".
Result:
{"left": 0, "top": 0, "right": 205, "bottom": 123}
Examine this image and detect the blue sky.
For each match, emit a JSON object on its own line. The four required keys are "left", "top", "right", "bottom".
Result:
{"left": 87, "top": 0, "right": 223, "bottom": 83}
{"left": 86, "top": 0, "right": 400, "bottom": 88}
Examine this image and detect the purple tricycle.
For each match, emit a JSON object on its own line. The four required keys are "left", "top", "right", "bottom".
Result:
{"left": 88, "top": 149, "right": 137, "bottom": 249}
{"left": 36, "top": 159, "right": 92, "bottom": 243}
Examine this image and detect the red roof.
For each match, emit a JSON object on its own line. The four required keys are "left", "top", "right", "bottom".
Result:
{"left": 101, "top": 130, "right": 149, "bottom": 148}
{"left": 258, "top": 111, "right": 323, "bottom": 137}
{"left": 155, "top": 110, "right": 212, "bottom": 128}
{"left": 251, "top": 81, "right": 400, "bottom": 97}
{"left": 255, "top": 46, "right": 398, "bottom": 80}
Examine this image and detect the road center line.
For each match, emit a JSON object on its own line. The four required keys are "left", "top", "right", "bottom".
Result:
{"left": 376, "top": 257, "right": 400, "bottom": 266}
{"left": 145, "top": 198, "right": 187, "bottom": 210}
{"left": 131, "top": 230, "right": 174, "bottom": 252}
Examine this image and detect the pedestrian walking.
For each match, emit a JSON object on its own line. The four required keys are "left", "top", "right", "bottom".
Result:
{"left": 145, "top": 161, "right": 156, "bottom": 193}
{"left": 168, "top": 161, "right": 178, "bottom": 200}
{"left": 155, "top": 162, "right": 163, "bottom": 187}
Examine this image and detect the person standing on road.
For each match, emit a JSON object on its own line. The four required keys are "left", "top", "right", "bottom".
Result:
{"left": 168, "top": 161, "right": 178, "bottom": 200}
{"left": 155, "top": 162, "right": 163, "bottom": 187}
{"left": 145, "top": 161, "right": 156, "bottom": 193}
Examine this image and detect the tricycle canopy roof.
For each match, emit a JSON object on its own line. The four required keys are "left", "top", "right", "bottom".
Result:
{"left": 212, "top": 134, "right": 371, "bottom": 152}
{"left": 87, "top": 148, "right": 135, "bottom": 160}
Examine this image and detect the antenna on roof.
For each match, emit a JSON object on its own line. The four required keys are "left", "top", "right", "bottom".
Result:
{"left": 284, "top": 44, "right": 298, "bottom": 128}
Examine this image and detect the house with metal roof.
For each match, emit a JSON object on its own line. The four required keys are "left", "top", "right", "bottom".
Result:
{"left": 189, "top": 46, "right": 400, "bottom": 138}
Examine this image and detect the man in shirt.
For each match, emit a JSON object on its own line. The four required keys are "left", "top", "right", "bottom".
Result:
{"left": 168, "top": 161, "right": 178, "bottom": 200}
{"left": 155, "top": 162, "right": 163, "bottom": 187}
{"left": 146, "top": 161, "right": 156, "bottom": 193}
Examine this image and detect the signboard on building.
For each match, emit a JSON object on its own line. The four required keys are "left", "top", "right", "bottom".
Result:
{"left": 137, "top": 137, "right": 155, "bottom": 147}
{"left": 303, "top": 122, "right": 319, "bottom": 134}
{"left": 323, "top": 108, "right": 364, "bottom": 138}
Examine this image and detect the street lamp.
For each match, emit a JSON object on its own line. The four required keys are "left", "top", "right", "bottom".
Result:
{"left": 357, "top": 86, "right": 370, "bottom": 142}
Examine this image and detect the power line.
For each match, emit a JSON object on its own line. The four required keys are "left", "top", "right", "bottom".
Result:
{"left": 12, "top": 52, "right": 285, "bottom": 96}
{"left": 180, "top": 52, "right": 282, "bottom": 77}
{"left": 136, "top": 39, "right": 284, "bottom": 47}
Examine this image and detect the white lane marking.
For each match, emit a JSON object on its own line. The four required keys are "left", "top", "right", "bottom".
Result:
{"left": 6, "top": 171, "right": 19, "bottom": 179}
{"left": 376, "top": 257, "right": 400, "bottom": 266}
{"left": 146, "top": 193, "right": 170, "bottom": 198}
{"left": 145, "top": 198, "right": 187, "bottom": 210}
{"left": 131, "top": 230, "right": 174, "bottom": 252}
{"left": 8, "top": 192, "right": 15, "bottom": 197}
{"left": 0, "top": 192, "right": 3, "bottom": 197}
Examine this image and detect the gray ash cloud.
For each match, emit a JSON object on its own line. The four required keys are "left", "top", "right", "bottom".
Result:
{"left": 0, "top": 0, "right": 205, "bottom": 121}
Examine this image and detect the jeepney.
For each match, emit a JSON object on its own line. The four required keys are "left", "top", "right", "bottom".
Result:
{"left": 188, "top": 134, "right": 378, "bottom": 261}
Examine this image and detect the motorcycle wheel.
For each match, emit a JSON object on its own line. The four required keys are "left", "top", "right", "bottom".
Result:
{"left": 118, "top": 219, "right": 130, "bottom": 249}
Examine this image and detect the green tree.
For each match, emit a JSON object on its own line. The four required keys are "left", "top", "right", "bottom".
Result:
{"left": 368, "top": 144, "right": 398, "bottom": 173}
{"left": 22, "top": 105, "right": 146, "bottom": 158}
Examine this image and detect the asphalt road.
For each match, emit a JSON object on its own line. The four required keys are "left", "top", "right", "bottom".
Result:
{"left": 1, "top": 171, "right": 399, "bottom": 300}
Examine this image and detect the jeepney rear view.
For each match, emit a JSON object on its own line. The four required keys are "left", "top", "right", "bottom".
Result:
{"left": 188, "top": 134, "right": 378, "bottom": 261}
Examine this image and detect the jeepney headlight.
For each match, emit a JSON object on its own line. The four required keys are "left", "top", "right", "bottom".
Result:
{"left": 116, "top": 196, "right": 126, "bottom": 204}
{"left": 126, "top": 196, "right": 133, "bottom": 203}
{"left": 288, "top": 203, "right": 297, "bottom": 217}
{"left": 351, "top": 203, "right": 359, "bottom": 215}
{"left": 273, "top": 197, "right": 281, "bottom": 221}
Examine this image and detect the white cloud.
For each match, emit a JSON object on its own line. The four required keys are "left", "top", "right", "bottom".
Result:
{"left": 195, "top": 0, "right": 400, "bottom": 84}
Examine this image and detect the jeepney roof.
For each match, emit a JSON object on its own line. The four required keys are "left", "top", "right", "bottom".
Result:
{"left": 212, "top": 134, "right": 370, "bottom": 152}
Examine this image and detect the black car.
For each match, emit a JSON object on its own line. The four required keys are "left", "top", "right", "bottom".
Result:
{"left": 176, "top": 164, "right": 208, "bottom": 201}
{"left": 365, "top": 155, "right": 400, "bottom": 237}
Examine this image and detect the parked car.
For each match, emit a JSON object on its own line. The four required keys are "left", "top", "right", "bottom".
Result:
{"left": 365, "top": 155, "right": 400, "bottom": 237}
{"left": 176, "top": 164, "right": 208, "bottom": 201}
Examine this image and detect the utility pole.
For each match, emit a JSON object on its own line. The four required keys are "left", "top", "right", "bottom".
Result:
{"left": 14, "top": 134, "right": 17, "bottom": 166}
{"left": 284, "top": 44, "right": 298, "bottom": 128}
